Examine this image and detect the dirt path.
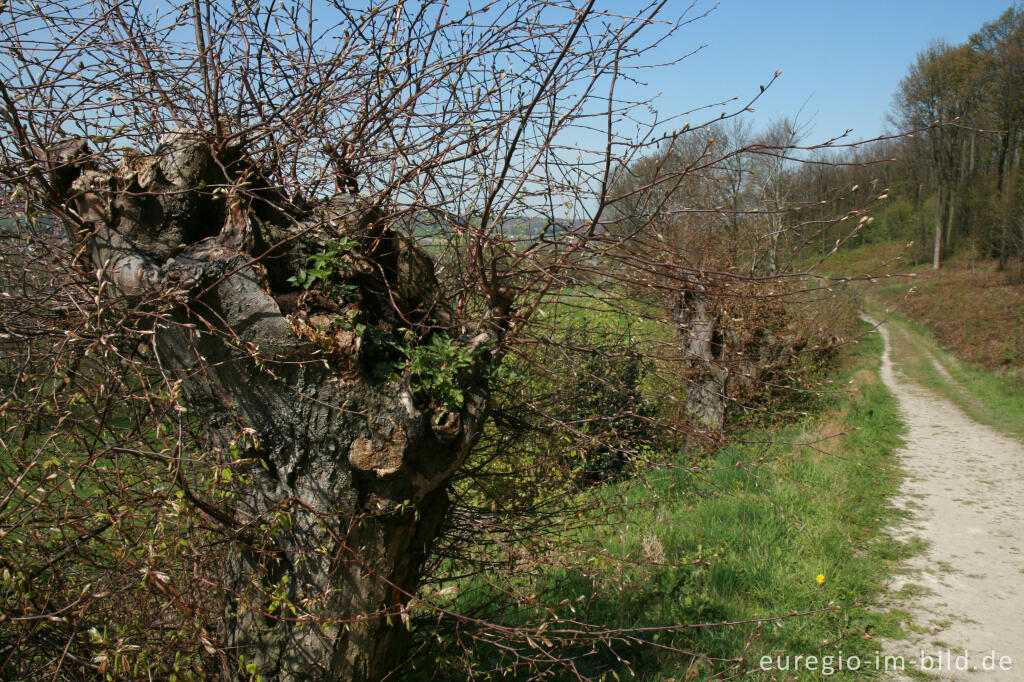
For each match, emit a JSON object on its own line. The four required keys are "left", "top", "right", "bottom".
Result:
{"left": 869, "top": 317, "right": 1024, "bottom": 680}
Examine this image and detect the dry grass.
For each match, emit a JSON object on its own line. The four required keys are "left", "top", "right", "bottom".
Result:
{"left": 882, "top": 264, "right": 1024, "bottom": 370}
{"left": 829, "top": 244, "right": 1024, "bottom": 372}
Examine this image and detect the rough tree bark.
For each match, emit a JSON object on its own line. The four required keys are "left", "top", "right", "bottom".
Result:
{"left": 674, "top": 284, "right": 728, "bottom": 430}
{"left": 50, "top": 130, "right": 501, "bottom": 681}
{"left": 672, "top": 280, "right": 808, "bottom": 435}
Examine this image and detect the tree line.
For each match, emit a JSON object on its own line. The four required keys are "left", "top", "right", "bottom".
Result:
{"left": 798, "top": 6, "right": 1024, "bottom": 272}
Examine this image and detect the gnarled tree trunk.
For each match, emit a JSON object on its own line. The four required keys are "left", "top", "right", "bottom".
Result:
{"left": 51, "top": 131, "right": 499, "bottom": 680}
{"left": 674, "top": 284, "right": 729, "bottom": 430}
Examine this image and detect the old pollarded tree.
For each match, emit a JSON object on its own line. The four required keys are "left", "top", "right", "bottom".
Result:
{"left": 0, "top": 0, "right": 719, "bottom": 678}
{"left": 48, "top": 130, "right": 503, "bottom": 679}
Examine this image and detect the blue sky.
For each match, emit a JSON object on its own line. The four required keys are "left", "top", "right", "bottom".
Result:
{"left": 639, "top": 0, "right": 1017, "bottom": 143}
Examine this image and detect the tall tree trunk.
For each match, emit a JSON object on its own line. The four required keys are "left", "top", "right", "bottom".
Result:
{"left": 767, "top": 215, "right": 779, "bottom": 277}
{"left": 51, "top": 132, "right": 499, "bottom": 680}
{"left": 933, "top": 186, "right": 943, "bottom": 270}
{"left": 946, "top": 189, "right": 957, "bottom": 252}
{"left": 969, "top": 131, "right": 976, "bottom": 175}
{"left": 997, "top": 128, "right": 1014, "bottom": 269}
{"left": 916, "top": 183, "right": 925, "bottom": 267}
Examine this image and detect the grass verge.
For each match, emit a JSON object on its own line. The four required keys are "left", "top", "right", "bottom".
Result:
{"left": 823, "top": 242, "right": 1024, "bottom": 373}
{"left": 612, "top": 321, "right": 915, "bottom": 679}
{"left": 865, "top": 303, "right": 1024, "bottom": 443}
{"left": 438, "top": 322, "right": 918, "bottom": 680}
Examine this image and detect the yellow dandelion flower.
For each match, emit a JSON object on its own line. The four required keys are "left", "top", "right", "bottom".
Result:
{"left": 816, "top": 574, "right": 826, "bottom": 585}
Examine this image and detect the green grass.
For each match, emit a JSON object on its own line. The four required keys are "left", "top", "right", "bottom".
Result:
{"left": 866, "top": 303, "right": 1024, "bottom": 442}
{"left": 435, "top": 323, "right": 918, "bottom": 680}
{"left": 820, "top": 241, "right": 1024, "bottom": 442}
{"left": 812, "top": 241, "right": 921, "bottom": 279}
{"left": 617, "top": 326, "right": 915, "bottom": 679}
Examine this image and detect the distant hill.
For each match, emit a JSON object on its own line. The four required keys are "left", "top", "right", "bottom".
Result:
{"left": 401, "top": 210, "right": 585, "bottom": 242}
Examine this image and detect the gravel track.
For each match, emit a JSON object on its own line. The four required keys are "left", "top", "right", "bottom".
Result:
{"left": 869, "top": 317, "right": 1024, "bottom": 680}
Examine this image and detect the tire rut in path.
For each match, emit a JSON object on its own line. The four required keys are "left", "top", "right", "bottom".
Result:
{"left": 868, "top": 317, "right": 1024, "bottom": 680}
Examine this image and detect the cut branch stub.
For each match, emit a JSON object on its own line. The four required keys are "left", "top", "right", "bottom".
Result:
{"left": 52, "top": 128, "right": 492, "bottom": 495}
